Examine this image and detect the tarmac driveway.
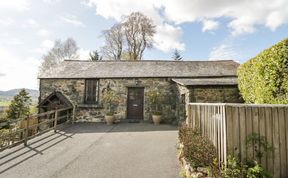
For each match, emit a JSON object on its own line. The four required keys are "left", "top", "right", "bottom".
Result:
{"left": 0, "top": 122, "right": 180, "bottom": 178}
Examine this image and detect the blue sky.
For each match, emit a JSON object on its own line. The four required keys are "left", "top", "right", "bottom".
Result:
{"left": 0, "top": 0, "right": 288, "bottom": 90}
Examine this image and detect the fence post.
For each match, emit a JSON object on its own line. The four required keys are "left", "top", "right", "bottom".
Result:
{"left": 72, "top": 105, "right": 76, "bottom": 124}
{"left": 24, "top": 116, "right": 29, "bottom": 146}
{"left": 54, "top": 109, "right": 58, "bottom": 133}
{"left": 8, "top": 124, "right": 12, "bottom": 147}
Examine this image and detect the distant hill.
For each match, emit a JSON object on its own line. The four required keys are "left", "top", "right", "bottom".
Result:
{"left": 0, "top": 89, "right": 39, "bottom": 103}
{"left": 0, "top": 89, "right": 39, "bottom": 97}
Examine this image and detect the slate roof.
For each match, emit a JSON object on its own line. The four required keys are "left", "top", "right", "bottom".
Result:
{"left": 172, "top": 77, "right": 238, "bottom": 86}
{"left": 39, "top": 60, "right": 239, "bottom": 79}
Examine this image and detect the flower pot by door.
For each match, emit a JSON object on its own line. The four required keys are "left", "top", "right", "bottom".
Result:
{"left": 152, "top": 115, "right": 162, "bottom": 125}
{"left": 105, "top": 115, "right": 115, "bottom": 125}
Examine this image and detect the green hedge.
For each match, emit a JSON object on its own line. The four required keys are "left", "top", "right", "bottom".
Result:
{"left": 238, "top": 38, "right": 288, "bottom": 104}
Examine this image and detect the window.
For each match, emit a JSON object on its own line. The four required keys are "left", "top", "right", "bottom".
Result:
{"left": 84, "top": 79, "right": 99, "bottom": 104}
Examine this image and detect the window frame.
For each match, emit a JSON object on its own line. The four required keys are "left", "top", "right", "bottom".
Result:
{"left": 84, "top": 79, "right": 99, "bottom": 104}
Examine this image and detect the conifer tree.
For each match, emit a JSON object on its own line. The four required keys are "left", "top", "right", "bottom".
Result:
{"left": 172, "top": 49, "right": 183, "bottom": 60}
{"left": 6, "top": 89, "right": 32, "bottom": 120}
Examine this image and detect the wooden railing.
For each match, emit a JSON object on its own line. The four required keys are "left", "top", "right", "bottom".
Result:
{"left": 0, "top": 106, "right": 75, "bottom": 151}
{"left": 186, "top": 103, "right": 288, "bottom": 178}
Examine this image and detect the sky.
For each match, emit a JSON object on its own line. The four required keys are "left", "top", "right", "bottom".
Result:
{"left": 0, "top": 0, "right": 288, "bottom": 91}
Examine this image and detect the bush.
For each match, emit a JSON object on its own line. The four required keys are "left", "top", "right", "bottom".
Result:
{"left": 238, "top": 38, "right": 288, "bottom": 104}
{"left": 221, "top": 156, "right": 273, "bottom": 178}
{"left": 179, "top": 124, "right": 217, "bottom": 169}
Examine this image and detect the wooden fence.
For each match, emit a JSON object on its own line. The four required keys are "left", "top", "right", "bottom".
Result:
{"left": 0, "top": 106, "right": 75, "bottom": 151}
{"left": 186, "top": 103, "right": 288, "bottom": 178}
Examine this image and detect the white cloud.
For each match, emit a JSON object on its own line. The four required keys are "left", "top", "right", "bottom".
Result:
{"left": 0, "top": 48, "right": 40, "bottom": 90}
{"left": 37, "top": 29, "right": 51, "bottom": 37}
{"left": 6, "top": 38, "right": 24, "bottom": 45}
{"left": 0, "top": 0, "right": 30, "bottom": 11}
{"left": 78, "top": 48, "right": 90, "bottom": 60}
{"left": 0, "top": 17, "right": 14, "bottom": 26}
{"left": 87, "top": 0, "right": 288, "bottom": 36}
{"left": 41, "top": 40, "right": 54, "bottom": 49}
{"left": 202, "top": 19, "right": 219, "bottom": 32}
{"left": 43, "top": 0, "right": 62, "bottom": 3}
{"left": 266, "top": 11, "right": 285, "bottom": 31}
{"left": 153, "top": 23, "right": 185, "bottom": 52}
{"left": 33, "top": 40, "right": 54, "bottom": 54}
{"left": 25, "top": 19, "right": 39, "bottom": 27}
{"left": 60, "top": 14, "right": 86, "bottom": 27}
{"left": 209, "top": 43, "right": 239, "bottom": 60}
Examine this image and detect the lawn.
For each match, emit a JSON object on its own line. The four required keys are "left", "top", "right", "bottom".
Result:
{"left": 0, "top": 101, "right": 10, "bottom": 107}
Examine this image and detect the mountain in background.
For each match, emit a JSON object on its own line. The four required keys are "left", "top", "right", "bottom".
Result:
{"left": 0, "top": 89, "right": 39, "bottom": 103}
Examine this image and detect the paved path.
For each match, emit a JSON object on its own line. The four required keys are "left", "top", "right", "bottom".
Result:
{"left": 0, "top": 122, "right": 180, "bottom": 178}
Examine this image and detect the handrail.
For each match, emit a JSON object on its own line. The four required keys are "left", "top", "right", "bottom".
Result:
{"left": 0, "top": 106, "right": 75, "bottom": 151}
{"left": 188, "top": 102, "right": 288, "bottom": 107}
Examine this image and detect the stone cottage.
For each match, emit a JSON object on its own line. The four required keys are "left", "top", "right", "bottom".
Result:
{"left": 38, "top": 60, "right": 242, "bottom": 123}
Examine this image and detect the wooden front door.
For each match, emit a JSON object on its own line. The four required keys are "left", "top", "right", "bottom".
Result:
{"left": 127, "top": 87, "right": 144, "bottom": 120}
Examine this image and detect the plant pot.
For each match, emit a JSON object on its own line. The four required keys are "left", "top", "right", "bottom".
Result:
{"left": 105, "top": 115, "right": 115, "bottom": 125}
{"left": 152, "top": 115, "right": 162, "bottom": 125}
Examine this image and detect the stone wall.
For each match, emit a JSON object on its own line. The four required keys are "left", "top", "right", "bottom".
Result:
{"left": 188, "top": 85, "right": 242, "bottom": 103}
{"left": 40, "top": 79, "right": 85, "bottom": 104}
{"left": 40, "top": 78, "right": 178, "bottom": 123}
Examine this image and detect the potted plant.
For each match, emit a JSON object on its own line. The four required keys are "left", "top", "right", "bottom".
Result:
{"left": 102, "top": 90, "right": 120, "bottom": 125}
{"left": 148, "top": 90, "right": 164, "bottom": 125}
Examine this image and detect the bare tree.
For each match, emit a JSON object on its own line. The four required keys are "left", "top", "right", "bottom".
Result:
{"left": 123, "top": 12, "right": 155, "bottom": 60}
{"left": 101, "top": 12, "right": 155, "bottom": 60}
{"left": 101, "top": 24, "right": 124, "bottom": 60}
{"left": 39, "top": 38, "right": 79, "bottom": 75}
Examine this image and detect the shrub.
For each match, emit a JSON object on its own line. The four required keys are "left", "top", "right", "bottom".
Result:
{"left": 238, "top": 38, "right": 288, "bottom": 104}
{"left": 221, "top": 156, "right": 273, "bottom": 178}
{"left": 102, "top": 90, "right": 120, "bottom": 115}
{"left": 147, "top": 90, "right": 165, "bottom": 115}
{"left": 179, "top": 124, "right": 217, "bottom": 169}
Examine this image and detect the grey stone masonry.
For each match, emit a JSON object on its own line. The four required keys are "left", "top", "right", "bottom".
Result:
{"left": 40, "top": 78, "right": 178, "bottom": 123}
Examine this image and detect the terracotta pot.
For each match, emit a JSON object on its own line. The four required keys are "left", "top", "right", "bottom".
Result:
{"left": 152, "top": 115, "right": 162, "bottom": 125}
{"left": 105, "top": 115, "right": 115, "bottom": 125}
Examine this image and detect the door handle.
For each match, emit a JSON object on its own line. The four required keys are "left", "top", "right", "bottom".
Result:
{"left": 133, "top": 104, "right": 138, "bottom": 107}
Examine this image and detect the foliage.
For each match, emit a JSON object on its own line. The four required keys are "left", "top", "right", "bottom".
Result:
{"left": 0, "top": 111, "right": 8, "bottom": 121}
{"left": 6, "top": 89, "right": 32, "bottom": 120}
{"left": 222, "top": 133, "right": 274, "bottom": 178}
{"left": 89, "top": 50, "right": 102, "bottom": 61}
{"left": 238, "top": 38, "right": 288, "bottom": 104}
{"left": 247, "top": 161, "right": 272, "bottom": 178}
{"left": 147, "top": 90, "right": 165, "bottom": 115}
{"left": 101, "top": 12, "right": 155, "bottom": 60}
{"left": 0, "top": 101, "right": 10, "bottom": 106}
{"left": 246, "top": 133, "right": 274, "bottom": 161}
{"left": 0, "top": 128, "right": 9, "bottom": 147}
{"left": 221, "top": 156, "right": 272, "bottom": 178}
{"left": 102, "top": 90, "right": 120, "bottom": 115}
{"left": 179, "top": 124, "right": 218, "bottom": 173}
{"left": 30, "top": 105, "right": 38, "bottom": 115}
{"left": 172, "top": 49, "right": 183, "bottom": 61}
{"left": 221, "top": 155, "right": 248, "bottom": 178}
{"left": 39, "top": 38, "right": 79, "bottom": 75}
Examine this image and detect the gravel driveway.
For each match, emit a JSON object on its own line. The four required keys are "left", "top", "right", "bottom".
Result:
{"left": 0, "top": 122, "right": 180, "bottom": 178}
